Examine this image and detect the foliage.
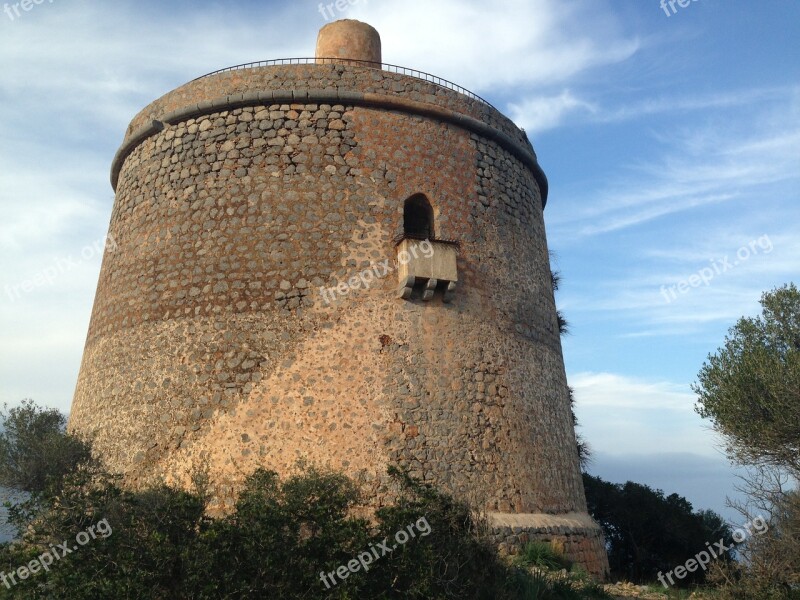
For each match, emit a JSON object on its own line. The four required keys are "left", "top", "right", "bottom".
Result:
{"left": 0, "top": 463, "right": 615, "bottom": 599}
{"left": 551, "top": 268, "right": 569, "bottom": 337}
{"left": 509, "top": 541, "right": 614, "bottom": 599}
{"left": 695, "top": 284, "right": 800, "bottom": 596}
{"left": 705, "top": 467, "right": 800, "bottom": 598}
{"left": 568, "top": 387, "right": 591, "bottom": 471}
{"left": 0, "top": 400, "right": 93, "bottom": 497}
{"left": 0, "top": 402, "right": 609, "bottom": 599}
{"left": 694, "top": 283, "right": 800, "bottom": 475}
{"left": 583, "top": 474, "right": 733, "bottom": 585}
{"left": 504, "top": 568, "right": 613, "bottom": 600}
{"left": 551, "top": 262, "right": 592, "bottom": 470}
{"left": 515, "top": 541, "right": 572, "bottom": 572}
{"left": 365, "top": 466, "right": 513, "bottom": 599}
{"left": 184, "top": 467, "right": 372, "bottom": 599}
{"left": 707, "top": 555, "right": 800, "bottom": 600}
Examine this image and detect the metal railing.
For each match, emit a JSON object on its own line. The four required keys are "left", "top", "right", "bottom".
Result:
{"left": 192, "top": 57, "right": 496, "bottom": 110}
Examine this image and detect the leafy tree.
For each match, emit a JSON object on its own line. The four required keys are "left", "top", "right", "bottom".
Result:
{"left": 0, "top": 400, "right": 93, "bottom": 497}
{"left": 583, "top": 474, "right": 733, "bottom": 585}
{"left": 695, "top": 284, "right": 800, "bottom": 597}
{"left": 694, "top": 283, "right": 800, "bottom": 475}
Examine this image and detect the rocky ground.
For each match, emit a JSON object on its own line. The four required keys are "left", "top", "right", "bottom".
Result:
{"left": 604, "top": 581, "right": 714, "bottom": 599}
{"left": 604, "top": 582, "right": 669, "bottom": 599}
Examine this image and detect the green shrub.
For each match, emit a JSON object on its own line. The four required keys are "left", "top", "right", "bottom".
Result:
{"left": 0, "top": 402, "right": 610, "bottom": 599}
{"left": 0, "top": 400, "right": 92, "bottom": 497}
{"left": 515, "top": 541, "right": 572, "bottom": 572}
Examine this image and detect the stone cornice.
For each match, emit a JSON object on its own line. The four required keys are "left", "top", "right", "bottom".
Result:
{"left": 110, "top": 88, "right": 549, "bottom": 207}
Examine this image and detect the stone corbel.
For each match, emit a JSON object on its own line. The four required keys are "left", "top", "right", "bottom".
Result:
{"left": 422, "top": 278, "right": 438, "bottom": 301}
{"left": 397, "top": 275, "right": 415, "bottom": 299}
{"left": 442, "top": 281, "right": 457, "bottom": 303}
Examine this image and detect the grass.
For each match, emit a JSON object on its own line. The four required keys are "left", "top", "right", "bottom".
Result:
{"left": 641, "top": 583, "right": 720, "bottom": 598}
{"left": 514, "top": 541, "right": 573, "bottom": 572}
{"left": 510, "top": 542, "right": 614, "bottom": 599}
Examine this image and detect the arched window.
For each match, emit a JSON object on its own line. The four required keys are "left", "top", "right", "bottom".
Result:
{"left": 403, "top": 195, "right": 434, "bottom": 240}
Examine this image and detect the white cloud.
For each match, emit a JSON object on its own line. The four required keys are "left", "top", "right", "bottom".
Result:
{"left": 571, "top": 371, "right": 695, "bottom": 412}
{"left": 508, "top": 90, "right": 597, "bottom": 134}
{"left": 349, "top": 0, "right": 639, "bottom": 92}
{"left": 570, "top": 371, "right": 724, "bottom": 457}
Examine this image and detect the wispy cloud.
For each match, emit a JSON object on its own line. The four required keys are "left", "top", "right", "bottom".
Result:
{"left": 571, "top": 371, "right": 695, "bottom": 411}
{"left": 597, "top": 87, "right": 793, "bottom": 124}
{"left": 508, "top": 90, "right": 597, "bottom": 133}
{"left": 549, "top": 89, "right": 800, "bottom": 237}
{"left": 509, "top": 87, "right": 794, "bottom": 135}
{"left": 570, "top": 371, "right": 724, "bottom": 457}
{"left": 349, "top": 0, "right": 639, "bottom": 92}
{"left": 559, "top": 230, "right": 799, "bottom": 336}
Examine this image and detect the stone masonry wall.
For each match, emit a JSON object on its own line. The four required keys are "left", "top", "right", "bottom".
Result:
{"left": 491, "top": 519, "right": 609, "bottom": 579}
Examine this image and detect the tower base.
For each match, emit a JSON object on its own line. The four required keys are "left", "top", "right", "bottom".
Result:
{"left": 488, "top": 513, "right": 609, "bottom": 581}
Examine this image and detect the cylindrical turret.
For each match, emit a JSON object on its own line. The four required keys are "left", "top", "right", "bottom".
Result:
{"left": 316, "top": 19, "right": 382, "bottom": 63}
{"left": 70, "top": 20, "right": 608, "bottom": 578}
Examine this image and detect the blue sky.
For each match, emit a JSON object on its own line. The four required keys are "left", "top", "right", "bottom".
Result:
{"left": 0, "top": 0, "right": 797, "bottom": 523}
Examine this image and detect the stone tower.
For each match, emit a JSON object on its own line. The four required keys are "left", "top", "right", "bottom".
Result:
{"left": 70, "top": 20, "right": 608, "bottom": 576}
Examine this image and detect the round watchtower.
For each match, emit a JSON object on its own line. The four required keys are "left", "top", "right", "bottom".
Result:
{"left": 70, "top": 20, "right": 608, "bottom": 577}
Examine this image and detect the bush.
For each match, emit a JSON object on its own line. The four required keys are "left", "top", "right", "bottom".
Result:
{"left": 0, "top": 463, "right": 619, "bottom": 599}
{"left": 0, "top": 401, "right": 611, "bottom": 598}
{"left": 515, "top": 541, "right": 573, "bottom": 572}
{"left": 0, "top": 468, "right": 205, "bottom": 599}
{"left": 185, "top": 467, "right": 372, "bottom": 599}
{"left": 0, "top": 400, "right": 92, "bottom": 497}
